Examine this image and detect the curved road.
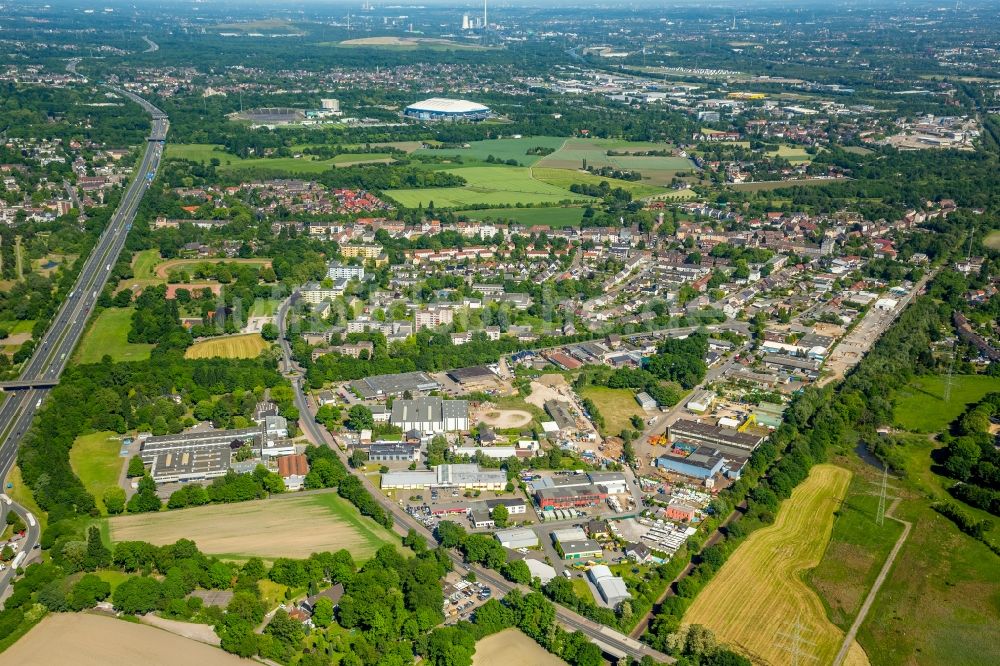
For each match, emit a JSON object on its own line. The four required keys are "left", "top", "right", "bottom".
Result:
{"left": 0, "top": 88, "right": 167, "bottom": 598}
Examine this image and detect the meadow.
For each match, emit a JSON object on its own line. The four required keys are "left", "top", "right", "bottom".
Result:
{"left": 335, "top": 36, "right": 491, "bottom": 51}
{"left": 107, "top": 491, "right": 399, "bottom": 561}
{"left": 74, "top": 307, "right": 154, "bottom": 364}
{"left": 166, "top": 143, "right": 395, "bottom": 174}
{"left": 415, "top": 136, "right": 568, "bottom": 166}
{"left": 578, "top": 386, "right": 648, "bottom": 436}
{"left": 458, "top": 207, "right": 585, "bottom": 228}
{"left": 185, "top": 333, "right": 269, "bottom": 360}
{"left": 69, "top": 431, "right": 125, "bottom": 513}
{"left": 385, "top": 165, "right": 592, "bottom": 208}
{"left": 984, "top": 229, "right": 1000, "bottom": 251}
{"left": 531, "top": 167, "right": 666, "bottom": 198}
{"left": 892, "top": 374, "right": 1000, "bottom": 432}
{"left": 683, "top": 464, "right": 868, "bottom": 666}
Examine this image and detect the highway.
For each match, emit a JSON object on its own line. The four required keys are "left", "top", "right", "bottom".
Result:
{"left": 0, "top": 87, "right": 167, "bottom": 595}
{"left": 276, "top": 294, "right": 674, "bottom": 664}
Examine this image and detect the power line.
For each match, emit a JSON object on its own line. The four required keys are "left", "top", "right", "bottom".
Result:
{"left": 775, "top": 613, "right": 819, "bottom": 666}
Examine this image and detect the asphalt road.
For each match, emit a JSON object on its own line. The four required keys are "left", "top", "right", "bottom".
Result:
{"left": 276, "top": 294, "right": 674, "bottom": 664}
{"left": 0, "top": 87, "right": 167, "bottom": 598}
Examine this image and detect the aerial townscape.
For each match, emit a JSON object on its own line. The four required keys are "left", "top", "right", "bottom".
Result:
{"left": 0, "top": 0, "right": 999, "bottom": 664}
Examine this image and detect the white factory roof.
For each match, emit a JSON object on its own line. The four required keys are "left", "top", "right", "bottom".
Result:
{"left": 524, "top": 559, "right": 557, "bottom": 584}
{"left": 406, "top": 97, "right": 489, "bottom": 114}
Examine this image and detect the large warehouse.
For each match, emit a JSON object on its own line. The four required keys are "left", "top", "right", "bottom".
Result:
{"left": 403, "top": 98, "right": 491, "bottom": 121}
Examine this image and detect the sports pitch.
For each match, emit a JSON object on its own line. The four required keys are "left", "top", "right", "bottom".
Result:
{"left": 683, "top": 464, "right": 868, "bottom": 666}
{"left": 107, "top": 491, "right": 398, "bottom": 561}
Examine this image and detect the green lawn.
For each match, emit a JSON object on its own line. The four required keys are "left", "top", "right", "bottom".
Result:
{"left": 69, "top": 431, "right": 125, "bottom": 514}
{"left": 458, "top": 207, "right": 586, "bottom": 228}
{"left": 578, "top": 386, "right": 647, "bottom": 436}
{"left": 131, "top": 249, "right": 161, "bottom": 280}
{"left": 385, "top": 165, "right": 592, "bottom": 208}
{"left": 6, "top": 465, "right": 46, "bottom": 533}
{"left": 74, "top": 307, "right": 154, "bottom": 364}
{"left": 415, "top": 136, "right": 568, "bottom": 166}
{"left": 893, "top": 374, "right": 1000, "bottom": 432}
{"left": 0, "top": 320, "right": 35, "bottom": 336}
{"left": 984, "top": 230, "right": 1000, "bottom": 251}
{"left": 531, "top": 167, "right": 666, "bottom": 198}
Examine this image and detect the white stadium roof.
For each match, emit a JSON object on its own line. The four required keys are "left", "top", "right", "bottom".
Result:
{"left": 405, "top": 97, "right": 490, "bottom": 114}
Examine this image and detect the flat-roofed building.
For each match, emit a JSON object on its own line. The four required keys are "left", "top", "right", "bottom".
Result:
{"left": 351, "top": 371, "right": 440, "bottom": 399}
{"left": 559, "top": 539, "right": 603, "bottom": 561}
{"left": 368, "top": 442, "right": 421, "bottom": 462}
{"left": 535, "top": 484, "right": 608, "bottom": 510}
{"left": 668, "top": 418, "right": 764, "bottom": 452}
{"left": 380, "top": 464, "right": 506, "bottom": 490}
{"left": 391, "top": 397, "right": 469, "bottom": 433}
{"left": 655, "top": 446, "right": 726, "bottom": 480}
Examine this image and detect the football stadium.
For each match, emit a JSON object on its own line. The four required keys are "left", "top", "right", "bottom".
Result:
{"left": 403, "top": 98, "right": 491, "bottom": 121}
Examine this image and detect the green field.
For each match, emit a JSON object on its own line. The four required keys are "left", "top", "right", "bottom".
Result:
{"left": 75, "top": 307, "right": 154, "bottom": 364}
{"left": 458, "top": 207, "right": 586, "bottom": 228}
{"left": 893, "top": 374, "right": 1000, "bottom": 432}
{"left": 531, "top": 167, "right": 666, "bottom": 198}
{"left": 851, "top": 440, "right": 1000, "bottom": 665}
{"left": 578, "top": 386, "right": 647, "bottom": 436}
{"left": 535, "top": 138, "right": 694, "bottom": 186}
{"left": 249, "top": 299, "right": 280, "bottom": 317}
{"left": 132, "top": 249, "right": 161, "bottom": 280}
{"left": 166, "top": 143, "right": 394, "bottom": 174}
{"left": 415, "top": 136, "right": 567, "bottom": 166}
{"left": 807, "top": 464, "right": 905, "bottom": 630}
{"left": 0, "top": 320, "right": 35, "bottom": 336}
{"left": 7, "top": 465, "right": 46, "bottom": 533}
{"left": 69, "top": 431, "right": 125, "bottom": 514}
{"left": 385, "top": 165, "right": 592, "bottom": 208}
{"left": 726, "top": 178, "right": 841, "bottom": 192}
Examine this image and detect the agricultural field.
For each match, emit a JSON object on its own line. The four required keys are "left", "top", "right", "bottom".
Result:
{"left": 851, "top": 439, "right": 1000, "bottom": 665}
{"left": 74, "top": 307, "right": 154, "bottom": 364}
{"left": 531, "top": 167, "right": 666, "bottom": 198}
{"left": 535, "top": 138, "right": 695, "bottom": 186}
{"left": 5, "top": 614, "right": 246, "bottom": 666}
{"left": 69, "top": 431, "right": 125, "bottom": 513}
{"left": 458, "top": 207, "right": 586, "bottom": 228}
{"left": 385, "top": 165, "right": 592, "bottom": 208}
{"left": 578, "top": 386, "right": 647, "bottom": 436}
{"left": 166, "top": 143, "right": 394, "bottom": 173}
{"left": 472, "top": 628, "right": 565, "bottom": 666}
{"left": 107, "top": 491, "right": 399, "bottom": 561}
{"left": 415, "top": 136, "right": 568, "bottom": 166}
{"left": 683, "top": 464, "right": 868, "bottom": 666}
{"left": 185, "top": 333, "right": 269, "bottom": 359}
{"left": 892, "top": 374, "right": 1000, "bottom": 432}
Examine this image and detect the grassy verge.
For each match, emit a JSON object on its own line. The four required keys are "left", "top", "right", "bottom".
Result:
{"left": 74, "top": 308, "right": 154, "bottom": 364}
{"left": 69, "top": 431, "right": 125, "bottom": 514}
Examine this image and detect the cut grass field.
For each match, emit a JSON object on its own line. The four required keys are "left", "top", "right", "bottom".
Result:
{"left": 458, "top": 207, "right": 585, "bottom": 228}
{"left": 107, "top": 490, "right": 399, "bottom": 561}
{"left": 131, "top": 248, "right": 161, "bottom": 279}
{"left": 385, "top": 165, "right": 592, "bottom": 208}
{"left": 74, "top": 307, "right": 154, "bottom": 364}
{"left": 249, "top": 299, "right": 281, "bottom": 317}
{"left": 531, "top": 167, "right": 666, "bottom": 198}
{"left": 892, "top": 374, "right": 1000, "bottom": 432}
{"left": 472, "top": 628, "right": 566, "bottom": 666}
{"left": 155, "top": 257, "right": 272, "bottom": 280}
{"left": 69, "top": 431, "right": 125, "bottom": 514}
{"left": 185, "top": 333, "right": 269, "bottom": 359}
{"left": 578, "top": 386, "right": 647, "bottom": 436}
{"left": 683, "top": 464, "right": 868, "bottom": 666}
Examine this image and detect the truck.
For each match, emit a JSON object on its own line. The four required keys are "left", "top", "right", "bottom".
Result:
{"left": 0, "top": 494, "right": 11, "bottom": 506}
{"left": 26, "top": 513, "right": 35, "bottom": 528}
{"left": 12, "top": 551, "right": 25, "bottom": 570}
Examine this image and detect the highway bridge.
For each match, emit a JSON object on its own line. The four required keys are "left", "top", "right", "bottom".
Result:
{"left": 0, "top": 87, "right": 167, "bottom": 596}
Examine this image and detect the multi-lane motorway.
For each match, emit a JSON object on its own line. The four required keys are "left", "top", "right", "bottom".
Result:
{"left": 276, "top": 294, "right": 674, "bottom": 664}
{"left": 0, "top": 87, "right": 167, "bottom": 593}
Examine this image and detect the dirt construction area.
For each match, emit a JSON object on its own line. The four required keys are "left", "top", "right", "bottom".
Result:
{"left": 525, "top": 373, "right": 572, "bottom": 410}
{"left": 5, "top": 613, "right": 246, "bottom": 665}
{"left": 474, "top": 407, "right": 533, "bottom": 429}
{"left": 472, "top": 628, "right": 566, "bottom": 666}
{"left": 108, "top": 491, "right": 397, "bottom": 561}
